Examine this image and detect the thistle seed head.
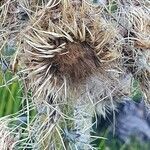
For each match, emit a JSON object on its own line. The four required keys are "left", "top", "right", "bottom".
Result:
{"left": 21, "top": 0, "right": 127, "bottom": 105}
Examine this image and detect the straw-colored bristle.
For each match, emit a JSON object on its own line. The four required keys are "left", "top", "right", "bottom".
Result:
{"left": 22, "top": 0, "right": 125, "bottom": 102}
{"left": 127, "top": 6, "right": 150, "bottom": 49}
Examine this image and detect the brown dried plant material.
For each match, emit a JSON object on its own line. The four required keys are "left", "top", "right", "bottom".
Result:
{"left": 21, "top": 0, "right": 129, "bottom": 105}
{"left": 128, "top": 7, "right": 149, "bottom": 103}
{"left": 128, "top": 7, "right": 150, "bottom": 49}
{"left": 112, "top": 0, "right": 150, "bottom": 105}
{"left": 18, "top": 3, "right": 132, "bottom": 148}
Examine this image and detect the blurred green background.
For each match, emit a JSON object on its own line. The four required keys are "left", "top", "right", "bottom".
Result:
{"left": 0, "top": 70, "right": 22, "bottom": 117}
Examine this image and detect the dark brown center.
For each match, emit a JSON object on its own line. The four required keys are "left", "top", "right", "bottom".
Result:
{"left": 51, "top": 42, "right": 100, "bottom": 84}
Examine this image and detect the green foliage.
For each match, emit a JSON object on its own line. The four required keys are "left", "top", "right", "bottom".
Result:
{"left": 0, "top": 71, "right": 22, "bottom": 117}
{"left": 98, "top": 136, "right": 150, "bottom": 150}
{"left": 93, "top": 0, "right": 118, "bottom": 13}
{"left": 107, "top": 0, "right": 118, "bottom": 13}
{"left": 131, "top": 80, "right": 143, "bottom": 102}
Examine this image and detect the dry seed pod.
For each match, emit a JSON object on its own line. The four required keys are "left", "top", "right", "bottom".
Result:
{"left": 0, "top": 0, "right": 139, "bottom": 149}
{"left": 21, "top": 0, "right": 131, "bottom": 106}
{"left": 113, "top": 1, "right": 150, "bottom": 49}
{"left": 19, "top": 2, "right": 133, "bottom": 148}
{"left": 116, "top": 3, "right": 150, "bottom": 104}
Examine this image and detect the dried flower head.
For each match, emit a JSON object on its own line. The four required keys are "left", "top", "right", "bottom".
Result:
{"left": 21, "top": 0, "right": 130, "bottom": 108}
{"left": 116, "top": 2, "right": 150, "bottom": 104}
